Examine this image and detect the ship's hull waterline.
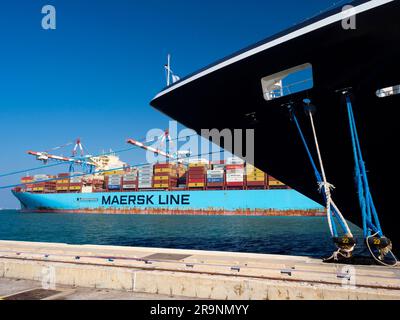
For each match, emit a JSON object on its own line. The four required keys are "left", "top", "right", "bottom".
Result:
{"left": 13, "top": 189, "right": 324, "bottom": 216}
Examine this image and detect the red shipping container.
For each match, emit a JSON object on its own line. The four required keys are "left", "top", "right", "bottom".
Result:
{"left": 188, "top": 167, "right": 206, "bottom": 173}
{"left": 154, "top": 163, "right": 177, "bottom": 169}
{"left": 226, "top": 182, "right": 244, "bottom": 186}
{"left": 188, "top": 178, "right": 204, "bottom": 183}
{"left": 246, "top": 181, "right": 265, "bottom": 186}
{"left": 58, "top": 173, "right": 70, "bottom": 177}
{"left": 226, "top": 165, "right": 244, "bottom": 170}
{"left": 206, "top": 182, "right": 224, "bottom": 187}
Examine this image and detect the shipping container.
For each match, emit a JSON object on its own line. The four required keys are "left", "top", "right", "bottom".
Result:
{"left": 188, "top": 182, "right": 205, "bottom": 188}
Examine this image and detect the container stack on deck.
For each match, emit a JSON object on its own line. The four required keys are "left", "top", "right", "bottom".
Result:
{"left": 246, "top": 164, "right": 266, "bottom": 189}
{"left": 225, "top": 157, "right": 245, "bottom": 189}
{"left": 206, "top": 165, "right": 224, "bottom": 189}
{"left": 177, "top": 164, "right": 187, "bottom": 188}
{"left": 56, "top": 173, "right": 70, "bottom": 193}
{"left": 17, "top": 160, "right": 289, "bottom": 194}
{"left": 268, "top": 175, "right": 287, "bottom": 189}
{"left": 138, "top": 164, "right": 153, "bottom": 189}
{"left": 187, "top": 162, "right": 207, "bottom": 189}
{"left": 91, "top": 176, "right": 105, "bottom": 192}
{"left": 106, "top": 174, "right": 121, "bottom": 191}
{"left": 122, "top": 173, "right": 137, "bottom": 191}
{"left": 69, "top": 174, "right": 83, "bottom": 193}
{"left": 153, "top": 163, "right": 178, "bottom": 189}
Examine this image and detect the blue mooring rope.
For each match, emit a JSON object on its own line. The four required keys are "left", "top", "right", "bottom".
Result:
{"left": 289, "top": 107, "right": 353, "bottom": 238}
{"left": 345, "top": 95, "right": 383, "bottom": 238}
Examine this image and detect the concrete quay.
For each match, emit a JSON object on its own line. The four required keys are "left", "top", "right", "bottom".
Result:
{"left": 0, "top": 240, "right": 399, "bottom": 300}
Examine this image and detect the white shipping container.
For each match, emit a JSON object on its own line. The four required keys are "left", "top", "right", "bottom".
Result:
{"left": 226, "top": 157, "right": 245, "bottom": 165}
{"left": 138, "top": 173, "right": 152, "bottom": 177}
{"left": 108, "top": 174, "right": 122, "bottom": 179}
{"left": 207, "top": 170, "right": 224, "bottom": 175}
{"left": 123, "top": 184, "right": 137, "bottom": 189}
{"left": 33, "top": 175, "right": 49, "bottom": 181}
{"left": 123, "top": 174, "right": 137, "bottom": 179}
{"left": 81, "top": 186, "right": 93, "bottom": 193}
{"left": 226, "top": 178, "right": 244, "bottom": 182}
{"left": 226, "top": 174, "right": 244, "bottom": 181}
{"left": 226, "top": 171, "right": 244, "bottom": 176}
{"left": 138, "top": 185, "right": 152, "bottom": 189}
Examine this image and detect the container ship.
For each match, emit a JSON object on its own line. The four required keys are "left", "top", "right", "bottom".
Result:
{"left": 12, "top": 145, "right": 323, "bottom": 216}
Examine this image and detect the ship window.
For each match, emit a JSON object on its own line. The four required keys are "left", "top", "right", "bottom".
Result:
{"left": 376, "top": 85, "right": 400, "bottom": 98}
{"left": 261, "top": 63, "right": 313, "bottom": 101}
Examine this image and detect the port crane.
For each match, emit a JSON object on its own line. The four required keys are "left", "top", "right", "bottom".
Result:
{"left": 127, "top": 130, "right": 190, "bottom": 164}
{"left": 27, "top": 139, "right": 97, "bottom": 173}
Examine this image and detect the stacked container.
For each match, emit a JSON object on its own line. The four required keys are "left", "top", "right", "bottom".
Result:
{"left": 153, "top": 163, "right": 178, "bottom": 189}
{"left": 30, "top": 174, "right": 56, "bottom": 193}
{"left": 21, "top": 176, "right": 34, "bottom": 184}
{"left": 122, "top": 173, "right": 137, "bottom": 191}
{"left": 177, "top": 163, "right": 187, "bottom": 186}
{"left": 226, "top": 165, "right": 245, "bottom": 188}
{"left": 246, "top": 164, "right": 266, "bottom": 189}
{"left": 107, "top": 174, "right": 122, "bottom": 191}
{"left": 32, "top": 182, "right": 56, "bottom": 193}
{"left": 33, "top": 174, "right": 49, "bottom": 182}
{"left": 56, "top": 173, "right": 70, "bottom": 193}
{"left": 90, "top": 176, "right": 105, "bottom": 192}
{"left": 138, "top": 164, "right": 153, "bottom": 189}
{"left": 187, "top": 163, "right": 207, "bottom": 189}
{"left": 226, "top": 157, "right": 245, "bottom": 165}
{"left": 268, "top": 175, "right": 287, "bottom": 189}
{"left": 21, "top": 176, "right": 34, "bottom": 192}
{"left": 206, "top": 169, "right": 224, "bottom": 188}
{"left": 103, "top": 170, "right": 125, "bottom": 176}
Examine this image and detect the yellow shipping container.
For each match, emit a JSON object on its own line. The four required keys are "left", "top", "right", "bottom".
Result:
{"left": 153, "top": 176, "right": 170, "bottom": 181}
{"left": 103, "top": 170, "right": 125, "bottom": 176}
{"left": 56, "top": 187, "right": 69, "bottom": 191}
{"left": 153, "top": 184, "right": 169, "bottom": 188}
{"left": 188, "top": 182, "right": 205, "bottom": 188}
{"left": 56, "top": 179, "right": 69, "bottom": 184}
{"left": 155, "top": 168, "right": 175, "bottom": 173}
{"left": 69, "top": 186, "right": 82, "bottom": 190}
{"left": 247, "top": 177, "right": 265, "bottom": 182}
{"left": 269, "top": 180, "right": 285, "bottom": 186}
{"left": 188, "top": 163, "right": 206, "bottom": 168}
{"left": 246, "top": 172, "right": 265, "bottom": 177}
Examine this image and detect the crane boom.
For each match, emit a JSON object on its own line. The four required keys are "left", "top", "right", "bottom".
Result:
{"left": 126, "top": 139, "right": 178, "bottom": 160}
{"left": 27, "top": 151, "right": 96, "bottom": 167}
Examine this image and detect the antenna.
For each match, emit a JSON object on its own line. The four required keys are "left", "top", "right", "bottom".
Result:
{"left": 166, "top": 54, "right": 171, "bottom": 86}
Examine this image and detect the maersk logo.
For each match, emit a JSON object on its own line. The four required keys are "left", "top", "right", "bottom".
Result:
{"left": 77, "top": 198, "right": 98, "bottom": 202}
{"left": 102, "top": 194, "right": 190, "bottom": 206}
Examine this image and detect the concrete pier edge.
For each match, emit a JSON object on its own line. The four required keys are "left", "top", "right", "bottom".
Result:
{"left": 0, "top": 241, "right": 399, "bottom": 300}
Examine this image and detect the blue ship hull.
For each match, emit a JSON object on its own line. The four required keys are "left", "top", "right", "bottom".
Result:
{"left": 13, "top": 189, "right": 324, "bottom": 216}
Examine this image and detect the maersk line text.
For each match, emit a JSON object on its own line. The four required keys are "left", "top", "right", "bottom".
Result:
{"left": 102, "top": 194, "right": 190, "bottom": 206}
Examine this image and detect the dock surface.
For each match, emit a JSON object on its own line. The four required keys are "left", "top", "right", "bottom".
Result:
{"left": 0, "top": 240, "right": 399, "bottom": 300}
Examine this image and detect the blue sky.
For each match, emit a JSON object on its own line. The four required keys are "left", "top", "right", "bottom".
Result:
{"left": 0, "top": 0, "right": 346, "bottom": 207}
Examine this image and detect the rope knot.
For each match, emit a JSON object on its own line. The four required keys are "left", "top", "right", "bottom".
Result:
{"left": 318, "top": 181, "right": 335, "bottom": 193}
